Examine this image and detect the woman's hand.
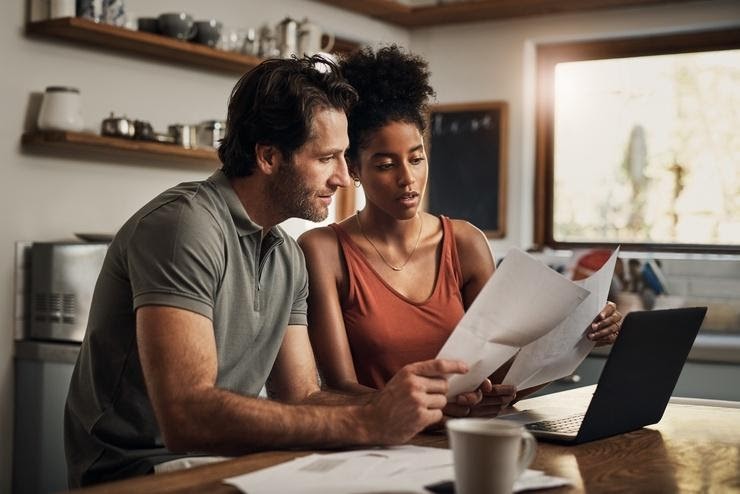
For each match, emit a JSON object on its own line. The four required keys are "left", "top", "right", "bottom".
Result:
{"left": 443, "top": 379, "right": 516, "bottom": 418}
{"left": 469, "top": 381, "right": 517, "bottom": 417}
{"left": 588, "top": 301, "right": 623, "bottom": 346}
{"left": 443, "top": 388, "right": 483, "bottom": 418}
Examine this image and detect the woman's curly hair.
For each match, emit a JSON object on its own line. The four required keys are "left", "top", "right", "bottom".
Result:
{"left": 340, "top": 45, "right": 435, "bottom": 163}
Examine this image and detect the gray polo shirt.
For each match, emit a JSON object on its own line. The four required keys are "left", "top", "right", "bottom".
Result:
{"left": 65, "top": 170, "right": 308, "bottom": 487}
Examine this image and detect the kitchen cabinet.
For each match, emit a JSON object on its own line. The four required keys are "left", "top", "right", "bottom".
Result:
{"left": 13, "top": 341, "right": 80, "bottom": 494}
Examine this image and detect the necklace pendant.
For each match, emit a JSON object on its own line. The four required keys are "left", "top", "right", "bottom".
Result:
{"left": 355, "top": 210, "right": 423, "bottom": 273}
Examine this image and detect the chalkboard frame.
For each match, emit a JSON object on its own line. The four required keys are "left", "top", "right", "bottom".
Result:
{"left": 427, "top": 101, "right": 508, "bottom": 238}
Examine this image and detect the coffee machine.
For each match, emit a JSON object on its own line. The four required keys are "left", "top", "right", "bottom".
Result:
{"left": 29, "top": 241, "right": 108, "bottom": 343}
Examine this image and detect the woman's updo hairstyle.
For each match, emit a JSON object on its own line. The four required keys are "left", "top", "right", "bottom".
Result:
{"left": 339, "top": 45, "right": 435, "bottom": 163}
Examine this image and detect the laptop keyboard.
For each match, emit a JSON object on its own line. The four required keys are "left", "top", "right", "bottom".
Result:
{"left": 526, "top": 413, "right": 585, "bottom": 434}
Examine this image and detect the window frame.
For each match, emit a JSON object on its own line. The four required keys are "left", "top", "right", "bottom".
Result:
{"left": 534, "top": 27, "right": 740, "bottom": 254}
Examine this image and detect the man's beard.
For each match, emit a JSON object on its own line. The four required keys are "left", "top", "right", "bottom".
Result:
{"left": 267, "top": 161, "right": 330, "bottom": 222}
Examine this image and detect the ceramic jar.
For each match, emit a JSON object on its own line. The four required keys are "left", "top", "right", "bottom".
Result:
{"left": 37, "top": 86, "right": 84, "bottom": 132}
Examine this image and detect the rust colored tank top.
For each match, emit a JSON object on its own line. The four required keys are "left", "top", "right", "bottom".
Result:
{"left": 330, "top": 216, "right": 465, "bottom": 389}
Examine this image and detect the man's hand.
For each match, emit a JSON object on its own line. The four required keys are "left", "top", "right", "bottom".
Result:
{"left": 360, "top": 359, "right": 468, "bottom": 444}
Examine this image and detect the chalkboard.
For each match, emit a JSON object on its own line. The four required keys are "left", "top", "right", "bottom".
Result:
{"left": 427, "top": 102, "right": 507, "bottom": 238}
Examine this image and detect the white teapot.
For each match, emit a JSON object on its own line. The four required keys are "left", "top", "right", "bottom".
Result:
{"left": 297, "top": 18, "right": 334, "bottom": 57}
{"left": 275, "top": 17, "right": 298, "bottom": 59}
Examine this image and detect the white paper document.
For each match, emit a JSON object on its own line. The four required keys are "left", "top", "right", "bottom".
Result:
{"left": 223, "top": 445, "right": 570, "bottom": 493}
{"left": 502, "top": 248, "right": 620, "bottom": 389}
{"left": 436, "top": 248, "right": 590, "bottom": 397}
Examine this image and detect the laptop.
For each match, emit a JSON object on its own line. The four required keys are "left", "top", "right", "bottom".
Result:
{"left": 500, "top": 307, "right": 707, "bottom": 444}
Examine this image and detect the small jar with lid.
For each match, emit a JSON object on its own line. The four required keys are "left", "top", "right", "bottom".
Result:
{"left": 196, "top": 120, "right": 226, "bottom": 149}
{"left": 37, "top": 86, "right": 84, "bottom": 132}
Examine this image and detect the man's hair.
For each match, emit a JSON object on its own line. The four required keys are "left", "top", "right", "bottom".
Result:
{"left": 339, "top": 45, "right": 435, "bottom": 163}
{"left": 218, "top": 56, "right": 358, "bottom": 177}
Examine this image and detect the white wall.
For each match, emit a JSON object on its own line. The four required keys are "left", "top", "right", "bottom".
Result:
{"left": 409, "top": 0, "right": 740, "bottom": 261}
{"left": 0, "top": 1, "right": 408, "bottom": 490}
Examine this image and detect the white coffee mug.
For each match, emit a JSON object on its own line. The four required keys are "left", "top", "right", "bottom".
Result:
{"left": 297, "top": 19, "right": 334, "bottom": 57}
{"left": 447, "top": 418, "right": 537, "bottom": 494}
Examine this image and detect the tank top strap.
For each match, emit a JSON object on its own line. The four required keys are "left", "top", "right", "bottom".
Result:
{"left": 439, "top": 216, "right": 464, "bottom": 288}
{"left": 328, "top": 223, "right": 364, "bottom": 303}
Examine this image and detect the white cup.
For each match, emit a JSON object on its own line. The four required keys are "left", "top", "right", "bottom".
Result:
{"left": 447, "top": 418, "right": 537, "bottom": 494}
{"left": 297, "top": 19, "right": 334, "bottom": 56}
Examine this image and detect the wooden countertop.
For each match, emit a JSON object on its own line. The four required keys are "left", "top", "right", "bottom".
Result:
{"left": 67, "top": 385, "right": 740, "bottom": 493}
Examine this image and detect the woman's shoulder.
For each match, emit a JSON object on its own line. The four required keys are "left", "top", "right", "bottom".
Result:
{"left": 298, "top": 225, "right": 347, "bottom": 279}
{"left": 447, "top": 218, "right": 488, "bottom": 247}
{"left": 297, "top": 225, "right": 338, "bottom": 251}
{"left": 445, "top": 218, "right": 495, "bottom": 283}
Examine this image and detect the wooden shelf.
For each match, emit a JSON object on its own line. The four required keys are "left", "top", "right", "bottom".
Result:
{"left": 26, "top": 17, "right": 361, "bottom": 74}
{"left": 22, "top": 130, "right": 357, "bottom": 219}
{"left": 26, "top": 17, "right": 262, "bottom": 74}
{"left": 316, "top": 0, "right": 694, "bottom": 27}
{"left": 22, "top": 130, "right": 220, "bottom": 168}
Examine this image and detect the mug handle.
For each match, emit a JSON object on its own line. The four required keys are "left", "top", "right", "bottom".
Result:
{"left": 187, "top": 24, "right": 198, "bottom": 40}
{"left": 321, "top": 32, "right": 335, "bottom": 53}
{"left": 516, "top": 430, "right": 538, "bottom": 477}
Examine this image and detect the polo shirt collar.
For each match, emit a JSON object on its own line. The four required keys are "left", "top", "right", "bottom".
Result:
{"left": 208, "top": 170, "right": 262, "bottom": 237}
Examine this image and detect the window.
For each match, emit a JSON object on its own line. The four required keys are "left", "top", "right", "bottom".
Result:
{"left": 535, "top": 28, "right": 740, "bottom": 253}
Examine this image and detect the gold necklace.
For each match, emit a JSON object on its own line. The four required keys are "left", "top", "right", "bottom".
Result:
{"left": 355, "top": 211, "right": 423, "bottom": 271}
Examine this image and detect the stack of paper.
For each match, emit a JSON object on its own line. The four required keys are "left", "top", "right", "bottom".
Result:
{"left": 437, "top": 248, "right": 619, "bottom": 395}
{"left": 223, "top": 446, "right": 570, "bottom": 493}
{"left": 502, "top": 248, "right": 620, "bottom": 388}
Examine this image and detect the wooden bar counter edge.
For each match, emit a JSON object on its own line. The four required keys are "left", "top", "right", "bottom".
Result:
{"left": 67, "top": 385, "right": 740, "bottom": 493}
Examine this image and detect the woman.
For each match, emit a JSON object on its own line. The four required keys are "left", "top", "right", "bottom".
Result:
{"left": 298, "top": 46, "right": 621, "bottom": 417}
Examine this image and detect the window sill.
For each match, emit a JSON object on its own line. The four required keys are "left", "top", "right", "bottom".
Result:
{"left": 591, "top": 333, "right": 740, "bottom": 365}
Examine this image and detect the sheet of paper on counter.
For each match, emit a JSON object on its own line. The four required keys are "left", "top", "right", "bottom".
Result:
{"left": 436, "top": 248, "right": 590, "bottom": 397}
{"left": 502, "top": 247, "right": 620, "bottom": 389}
{"left": 222, "top": 445, "right": 570, "bottom": 494}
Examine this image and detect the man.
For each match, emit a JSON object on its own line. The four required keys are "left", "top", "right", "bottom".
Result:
{"left": 64, "top": 56, "right": 472, "bottom": 487}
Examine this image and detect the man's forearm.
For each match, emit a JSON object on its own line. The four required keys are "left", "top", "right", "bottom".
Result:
{"left": 162, "top": 387, "right": 376, "bottom": 455}
{"left": 159, "top": 359, "right": 466, "bottom": 456}
{"left": 300, "top": 386, "right": 375, "bottom": 406}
